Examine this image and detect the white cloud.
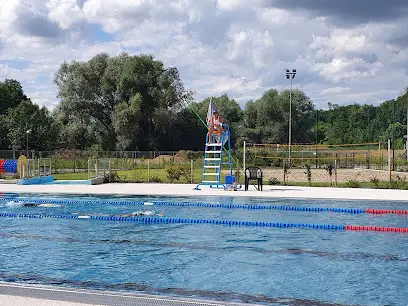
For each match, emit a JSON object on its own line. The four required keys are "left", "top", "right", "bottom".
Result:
{"left": 0, "top": 0, "right": 408, "bottom": 110}
{"left": 0, "top": 0, "right": 20, "bottom": 37}
{"left": 83, "top": 0, "right": 151, "bottom": 33}
{"left": 47, "top": 0, "right": 84, "bottom": 29}
{"left": 320, "top": 87, "right": 351, "bottom": 95}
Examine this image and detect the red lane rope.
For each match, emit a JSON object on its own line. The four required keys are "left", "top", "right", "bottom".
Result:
{"left": 345, "top": 225, "right": 408, "bottom": 233}
{"left": 365, "top": 209, "right": 408, "bottom": 215}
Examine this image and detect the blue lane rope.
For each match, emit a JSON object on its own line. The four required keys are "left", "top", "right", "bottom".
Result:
{"left": 0, "top": 212, "right": 345, "bottom": 230}
{"left": 0, "top": 197, "right": 366, "bottom": 214}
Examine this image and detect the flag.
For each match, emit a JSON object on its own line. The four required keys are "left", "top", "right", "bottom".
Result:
{"left": 206, "top": 97, "right": 217, "bottom": 124}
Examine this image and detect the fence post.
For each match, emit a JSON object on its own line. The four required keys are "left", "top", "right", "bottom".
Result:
{"left": 147, "top": 160, "right": 150, "bottom": 183}
{"left": 237, "top": 158, "right": 240, "bottom": 183}
{"left": 243, "top": 141, "right": 246, "bottom": 174}
{"left": 191, "top": 159, "right": 193, "bottom": 184}
{"left": 87, "top": 159, "right": 90, "bottom": 180}
{"left": 334, "top": 158, "right": 338, "bottom": 187}
{"left": 388, "top": 139, "right": 391, "bottom": 183}
{"left": 108, "top": 159, "right": 112, "bottom": 182}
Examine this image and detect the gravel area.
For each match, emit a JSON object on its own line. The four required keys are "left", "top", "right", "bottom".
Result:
{"left": 261, "top": 168, "right": 407, "bottom": 183}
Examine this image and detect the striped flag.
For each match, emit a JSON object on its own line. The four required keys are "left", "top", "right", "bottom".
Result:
{"left": 206, "top": 97, "right": 217, "bottom": 124}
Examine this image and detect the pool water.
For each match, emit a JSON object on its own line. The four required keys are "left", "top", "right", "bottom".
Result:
{"left": 44, "top": 180, "right": 90, "bottom": 185}
{"left": 0, "top": 193, "right": 407, "bottom": 306}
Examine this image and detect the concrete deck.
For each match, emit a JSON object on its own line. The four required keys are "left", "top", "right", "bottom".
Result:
{"left": 0, "top": 282, "right": 251, "bottom": 306}
{"left": 0, "top": 182, "right": 408, "bottom": 201}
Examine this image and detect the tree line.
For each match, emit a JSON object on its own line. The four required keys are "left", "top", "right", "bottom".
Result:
{"left": 1, "top": 52, "right": 407, "bottom": 152}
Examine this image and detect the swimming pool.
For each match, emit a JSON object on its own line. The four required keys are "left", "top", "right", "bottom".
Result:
{"left": 0, "top": 193, "right": 407, "bottom": 305}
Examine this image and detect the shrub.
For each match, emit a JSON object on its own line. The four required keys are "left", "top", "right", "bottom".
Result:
{"left": 390, "top": 175, "right": 408, "bottom": 189}
{"left": 179, "top": 166, "right": 191, "bottom": 182}
{"left": 104, "top": 171, "right": 120, "bottom": 183}
{"left": 150, "top": 176, "right": 163, "bottom": 183}
{"left": 283, "top": 161, "right": 290, "bottom": 185}
{"left": 326, "top": 164, "right": 334, "bottom": 186}
{"left": 370, "top": 177, "right": 380, "bottom": 188}
{"left": 165, "top": 164, "right": 183, "bottom": 182}
{"left": 304, "top": 164, "right": 312, "bottom": 186}
{"left": 268, "top": 177, "right": 281, "bottom": 185}
{"left": 346, "top": 180, "right": 361, "bottom": 188}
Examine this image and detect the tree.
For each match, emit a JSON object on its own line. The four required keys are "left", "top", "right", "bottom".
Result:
{"left": 111, "top": 94, "right": 142, "bottom": 150}
{"left": 0, "top": 79, "right": 28, "bottom": 116}
{"left": 5, "top": 100, "right": 59, "bottom": 150}
{"left": 54, "top": 53, "right": 193, "bottom": 150}
{"left": 239, "top": 89, "right": 314, "bottom": 145}
{"left": 0, "top": 79, "right": 30, "bottom": 149}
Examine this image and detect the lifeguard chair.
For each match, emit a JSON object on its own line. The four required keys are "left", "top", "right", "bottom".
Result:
{"left": 194, "top": 123, "right": 233, "bottom": 190}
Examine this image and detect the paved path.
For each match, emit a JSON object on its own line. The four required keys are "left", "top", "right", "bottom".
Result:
{"left": 0, "top": 183, "right": 408, "bottom": 202}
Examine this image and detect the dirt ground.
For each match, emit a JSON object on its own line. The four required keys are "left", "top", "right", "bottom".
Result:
{"left": 261, "top": 168, "right": 407, "bottom": 183}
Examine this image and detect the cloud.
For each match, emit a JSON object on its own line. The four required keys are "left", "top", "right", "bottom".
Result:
{"left": 262, "top": 0, "right": 408, "bottom": 26}
{"left": 47, "top": 0, "right": 85, "bottom": 30}
{"left": 320, "top": 87, "right": 350, "bottom": 95}
{"left": 0, "top": 0, "right": 408, "bottom": 110}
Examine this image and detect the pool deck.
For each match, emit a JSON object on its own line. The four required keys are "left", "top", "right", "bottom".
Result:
{"left": 0, "top": 182, "right": 408, "bottom": 202}
{"left": 0, "top": 282, "right": 252, "bottom": 306}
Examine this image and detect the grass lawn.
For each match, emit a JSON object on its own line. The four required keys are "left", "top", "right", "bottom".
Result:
{"left": 52, "top": 169, "right": 407, "bottom": 189}
{"left": 53, "top": 169, "right": 209, "bottom": 183}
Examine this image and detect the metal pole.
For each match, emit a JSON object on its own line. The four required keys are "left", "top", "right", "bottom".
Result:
{"left": 334, "top": 159, "right": 337, "bottom": 187}
{"left": 109, "top": 159, "right": 112, "bottom": 182}
{"left": 406, "top": 106, "right": 408, "bottom": 160}
{"left": 191, "top": 159, "right": 193, "bottom": 184}
{"left": 147, "top": 160, "right": 150, "bottom": 183}
{"left": 87, "top": 159, "right": 90, "bottom": 180}
{"left": 388, "top": 139, "right": 391, "bottom": 183}
{"left": 243, "top": 141, "right": 246, "bottom": 173}
{"left": 392, "top": 101, "right": 395, "bottom": 170}
{"left": 26, "top": 133, "right": 28, "bottom": 156}
{"left": 288, "top": 78, "right": 292, "bottom": 164}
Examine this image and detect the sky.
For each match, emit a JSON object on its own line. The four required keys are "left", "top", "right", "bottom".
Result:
{"left": 0, "top": 0, "right": 408, "bottom": 110}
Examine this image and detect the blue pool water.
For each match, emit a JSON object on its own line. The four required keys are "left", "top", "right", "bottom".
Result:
{"left": 44, "top": 180, "right": 90, "bottom": 185}
{"left": 0, "top": 193, "right": 407, "bottom": 306}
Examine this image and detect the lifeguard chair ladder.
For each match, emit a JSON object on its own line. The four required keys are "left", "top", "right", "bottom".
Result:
{"left": 194, "top": 124, "right": 232, "bottom": 190}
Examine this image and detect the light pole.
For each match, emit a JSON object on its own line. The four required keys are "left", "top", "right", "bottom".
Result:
{"left": 285, "top": 69, "right": 296, "bottom": 164}
{"left": 406, "top": 102, "right": 408, "bottom": 160}
{"left": 26, "top": 129, "right": 31, "bottom": 157}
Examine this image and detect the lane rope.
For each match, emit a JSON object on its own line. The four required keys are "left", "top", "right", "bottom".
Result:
{"left": 1, "top": 197, "right": 408, "bottom": 215}
{"left": 0, "top": 212, "right": 407, "bottom": 233}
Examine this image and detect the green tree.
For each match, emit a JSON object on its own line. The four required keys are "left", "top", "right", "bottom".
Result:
{"left": 0, "top": 79, "right": 30, "bottom": 149}
{"left": 55, "top": 53, "right": 192, "bottom": 150}
{"left": 239, "top": 89, "right": 314, "bottom": 145}
{"left": 5, "top": 100, "right": 59, "bottom": 150}
{"left": 0, "top": 79, "right": 28, "bottom": 115}
{"left": 111, "top": 94, "right": 142, "bottom": 150}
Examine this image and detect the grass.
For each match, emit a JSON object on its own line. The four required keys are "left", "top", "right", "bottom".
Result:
{"left": 52, "top": 169, "right": 408, "bottom": 189}
{"left": 54, "top": 169, "right": 206, "bottom": 183}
